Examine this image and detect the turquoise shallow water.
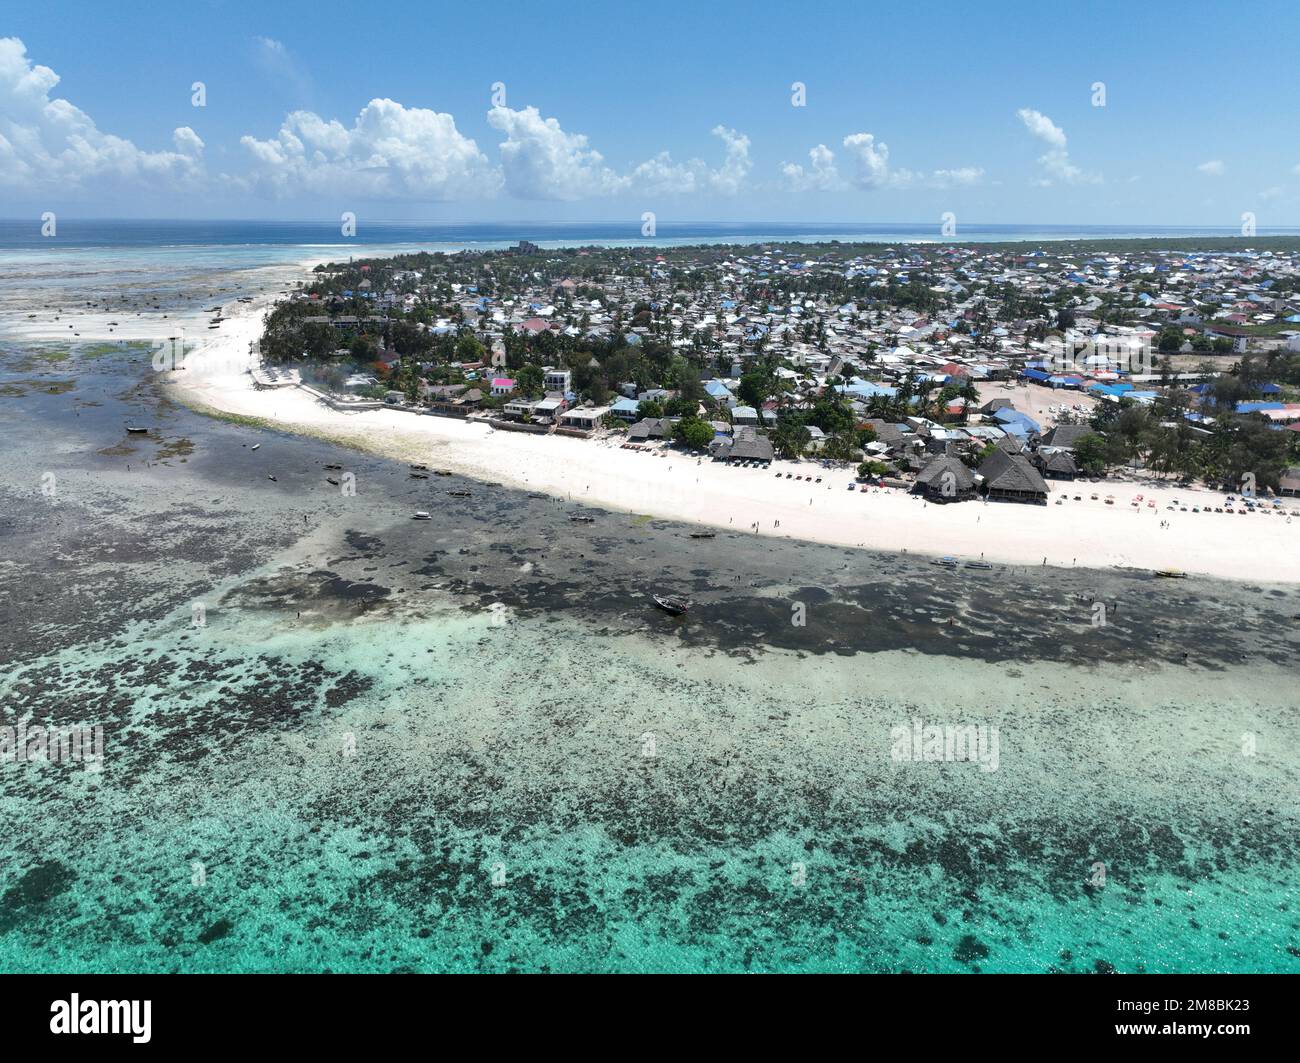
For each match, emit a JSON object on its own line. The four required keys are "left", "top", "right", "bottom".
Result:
{"left": 2, "top": 598, "right": 1297, "bottom": 973}
{"left": 1, "top": 318, "right": 1298, "bottom": 974}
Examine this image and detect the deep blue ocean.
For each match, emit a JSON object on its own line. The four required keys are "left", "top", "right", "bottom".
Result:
{"left": 2, "top": 218, "right": 1299, "bottom": 251}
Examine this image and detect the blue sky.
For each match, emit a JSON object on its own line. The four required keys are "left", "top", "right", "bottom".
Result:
{"left": 4, "top": 0, "right": 1299, "bottom": 223}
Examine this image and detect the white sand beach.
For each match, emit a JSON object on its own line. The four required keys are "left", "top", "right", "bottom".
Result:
{"left": 147, "top": 293, "right": 1298, "bottom": 584}
{"left": 16, "top": 276, "right": 1295, "bottom": 585}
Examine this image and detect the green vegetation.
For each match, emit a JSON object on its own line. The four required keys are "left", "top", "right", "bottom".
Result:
{"left": 1083, "top": 353, "right": 1299, "bottom": 489}
{"left": 672, "top": 415, "right": 715, "bottom": 451}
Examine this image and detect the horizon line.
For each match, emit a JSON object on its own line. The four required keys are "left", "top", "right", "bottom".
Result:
{"left": 3, "top": 218, "right": 1300, "bottom": 229}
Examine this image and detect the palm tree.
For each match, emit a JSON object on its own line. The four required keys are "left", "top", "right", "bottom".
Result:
{"left": 959, "top": 380, "right": 980, "bottom": 424}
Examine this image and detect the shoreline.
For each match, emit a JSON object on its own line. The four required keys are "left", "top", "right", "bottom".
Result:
{"left": 8, "top": 253, "right": 1296, "bottom": 585}
{"left": 153, "top": 288, "right": 1300, "bottom": 585}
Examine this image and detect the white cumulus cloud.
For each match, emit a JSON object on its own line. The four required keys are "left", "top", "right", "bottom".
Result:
{"left": 842, "top": 132, "right": 893, "bottom": 188}
{"left": 782, "top": 135, "right": 982, "bottom": 192}
{"left": 488, "top": 105, "right": 627, "bottom": 200}
{"left": 628, "top": 125, "right": 752, "bottom": 196}
{"left": 781, "top": 142, "right": 842, "bottom": 191}
{"left": 238, "top": 98, "right": 499, "bottom": 200}
{"left": 0, "top": 36, "right": 205, "bottom": 194}
{"left": 1197, "top": 159, "right": 1225, "bottom": 176}
{"left": 1017, "top": 107, "right": 1099, "bottom": 185}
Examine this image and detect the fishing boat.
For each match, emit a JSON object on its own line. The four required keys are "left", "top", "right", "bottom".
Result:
{"left": 251, "top": 443, "right": 260, "bottom": 451}
{"left": 931, "top": 556, "right": 959, "bottom": 568}
{"left": 1153, "top": 569, "right": 1187, "bottom": 579}
{"left": 410, "top": 463, "right": 429, "bottom": 471}
{"left": 966, "top": 560, "right": 993, "bottom": 570}
{"left": 409, "top": 472, "right": 429, "bottom": 479}
{"left": 125, "top": 425, "right": 149, "bottom": 434}
{"left": 412, "top": 511, "right": 432, "bottom": 520}
{"left": 447, "top": 489, "right": 472, "bottom": 497}
{"left": 652, "top": 594, "right": 691, "bottom": 616}
{"left": 267, "top": 474, "right": 278, "bottom": 482}
{"left": 689, "top": 531, "right": 716, "bottom": 539}
{"left": 326, "top": 477, "right": 339, "bottom": 486}
{"left": 569, "top": 514, "right": 595, "bottom": 523}
{"left": 434, "top": 469, "right": 453, "bottom": 477}
{"left": 324, "top": 463, "right": 343, "bottom": 471}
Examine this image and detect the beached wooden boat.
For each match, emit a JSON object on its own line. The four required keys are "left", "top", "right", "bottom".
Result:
{"left": 434, "top": 469, "right": 453, "bottom": 477}
{"left": 569, "top": 514, "right": 594, "bottom": 523}
{"left": 324, "top": 463, "right": 343, "bottom": 471}
{"left": 931, "top": 556, "right": 959, "bottom": 568}
{"left": 447, "top": 489, "right": 472, "bottom": 497}
{"left": 125, "top": 425, "right": 149, "bottom": 434}
{"left": 412, "top": 511, "right": 431, "bottom": 520}
{"left": 1153, "top": 569, "right": 1187, "bottom": 579}
{"left": 410, "top": 463, "right": 429, "bottom": 471}
{"left": 689, "top": 531, "right": 716, "bottom": 539}
{"left": 409, "top": 472, "right": 429, "bottom": 479}
{"left": 652, "top": 594, "right": 691, "bottom": 616}
{"left": 966, "top": 560, "right": 993, "bottom": 570}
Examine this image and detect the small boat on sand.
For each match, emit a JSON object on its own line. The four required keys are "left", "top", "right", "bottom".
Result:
{"left": 652, "top": 594, "right": 691, "bottom": 616}
{"left": 434, "top": 469, "right": 453, "bottom": 477}
{"left": 409, "top": 472, "right": 429, "bottom": 479}
{"left": 125, "top": 425, "right": 149, "bottom": 434}
{"left": 1153, "top": 569, "right": 1187, "bottom": 579}
{"left": 326, "top": 477, "right": 339, "bottom": 486}
{"left": 689, "top": 531, "right": 716, "bottom": 539}
{"left": 410, "top": 463, "right": 429, "bottom": 471}
{"left": 569, "top": 514, "right": 594, "bottom": 523}
{"left": 412, "top": 511, "right": 431, "bottom": 520}
{"left": 931, "top": 556, "right": 959, "bottom": 568}
{"left": 966, "top": 560, "right": 993, "bottom": 570}
{"left": 447, "top": 489, "right": 472, "bottom": 497}
{"left": 324, "top": 463, "right": 343, "bottom": 471}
